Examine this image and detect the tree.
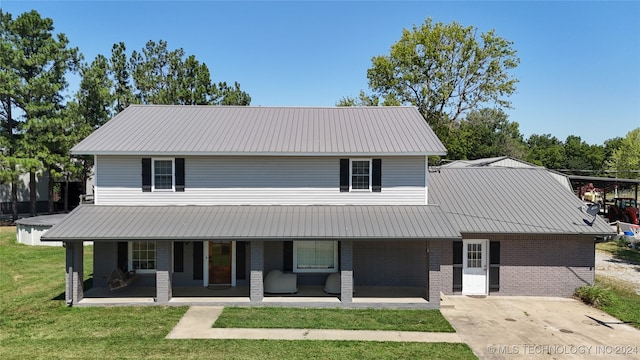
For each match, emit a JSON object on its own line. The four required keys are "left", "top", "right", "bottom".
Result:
{"left": 607, "top": 128, "right": 640, "bottom": 179}
{"left": 336, "top": 91, "right": 379, "bottom": 107}
{"left": 525, "top": 134, "right": 566, "bottom": 170}
{"left": 65, "top": 54, "right": 114, "bottom": 201}
{"left": 0, "top": 10, "right": 80, "bottom": 216}
{"left": 366, "top": 18, "right": 519, "bottom": 130}
{"left": 456, "top": 108, "right": 526, "bottom": 160}
{"left": 126, "top": 39, "right": 251, "bottom": 106}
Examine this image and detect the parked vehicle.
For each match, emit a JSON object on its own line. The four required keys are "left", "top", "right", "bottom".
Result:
{"left": 606, "top": 198, "right": 639, "bottom": 225}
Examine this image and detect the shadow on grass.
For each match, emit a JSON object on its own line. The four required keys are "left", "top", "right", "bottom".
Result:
{"left": 51, "top": 277, "right": 94, "bottom": 301}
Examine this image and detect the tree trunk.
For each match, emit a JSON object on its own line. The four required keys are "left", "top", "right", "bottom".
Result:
{"left": 29, "top": 170, "right": 37, "bottom": 216}
{"left": 11, "top": 178, "right": 18, "bottom": 221}
{"left": 48, "top": 167, "right": 54, "bottom": 214}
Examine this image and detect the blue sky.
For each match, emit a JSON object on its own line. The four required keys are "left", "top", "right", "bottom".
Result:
{"left": 2, "top": 0, "right": 639, "bottom": 145}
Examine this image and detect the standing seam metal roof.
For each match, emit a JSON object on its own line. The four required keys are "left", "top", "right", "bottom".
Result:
{"left": 71, "top": 105, "right": 447, "bottom": 155}
{"left": 429, "top": 167, "right": 614, "bottom": 235}
{"left": 41, "top": 205, "right": 461, "bottom": 241}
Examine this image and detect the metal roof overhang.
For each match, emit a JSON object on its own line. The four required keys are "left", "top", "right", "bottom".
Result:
{"left": 42, "top": 205, "right": 461, "bottom": 242}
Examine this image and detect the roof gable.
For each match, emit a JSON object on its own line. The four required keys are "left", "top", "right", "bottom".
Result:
{"left": 72, "top": 105, "right": 447, "bottom": 156}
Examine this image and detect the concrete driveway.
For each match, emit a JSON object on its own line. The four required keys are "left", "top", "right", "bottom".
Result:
{"left": 440, "top": 295, "right": 640, "bottom": 359}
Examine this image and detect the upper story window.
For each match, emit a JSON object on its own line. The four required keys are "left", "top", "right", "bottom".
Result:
{"left": 350, "top": 159, "right": 371, "bottom": 191}
{"left": 142, "top": 158, "right": 185, "bottom": 192}
{"left": 153, "top": 159, "right": 174, "bottom": 191}
{"left": 340, "top": 158, "right": 382, "bottom": 193}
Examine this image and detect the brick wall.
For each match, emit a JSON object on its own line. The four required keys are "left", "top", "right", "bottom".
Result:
{"left": 457, "top": 234, "right": 595, "bottom": 297}
{"left": 353, "top": 241, "right": 427, "bottom": 286}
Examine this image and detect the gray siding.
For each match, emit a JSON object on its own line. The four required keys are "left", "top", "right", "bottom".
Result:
{"left": 353, "top": 241, "right": 427, "bottom": 287}
{"left": 95, "top": 155, "right": 426, "bottom": 205}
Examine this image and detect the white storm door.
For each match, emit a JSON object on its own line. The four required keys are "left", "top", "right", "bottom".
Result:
{"left": 462, "top": 240, "right": 488, "bottom": 295}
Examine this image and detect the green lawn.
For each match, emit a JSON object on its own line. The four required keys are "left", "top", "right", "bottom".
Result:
{"left": 592, "top": 240, "right": 640, "bottom": 329}
{"left": 215, "top": 307, "right": 455, "bottom": 332}
{"left": 597, "top": 240, "right": 640, "bottom": 264}
{"left": 0, "top": 226, "right": 475, "bottom": 359}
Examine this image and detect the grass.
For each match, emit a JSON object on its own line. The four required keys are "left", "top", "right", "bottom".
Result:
{"left": 0, "top": 226, "right": 475, "bottom": 359}
{"left": 594, "top": 276, "right": 640, "bottom": 330}
{"left": 597, "top": 240, "right": 640, "bottom": 264}
{"left": 214, "top": 307, "right": 455, "bottom": 332}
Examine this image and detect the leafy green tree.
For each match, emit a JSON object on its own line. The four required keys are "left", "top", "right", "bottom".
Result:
{"left": 525, "top": 134, "right": 566, "bottom": 169}
{"left": 365, "top": 18, "right": 519, "bottom": 130}
{"left": 607, "top": 128, "right": 640, "bottom": 179}
{"left": 65, "top": 54, "right": 114, "bottom": 200}
{"left": 336, "top": 91, "right": 379, "bottom": 107}
{"left": 127, "top": 39, "right": 250, "bottom": 106}
{"left": 562, "top": 135, "right": 605, "bottom": 175}
{"left": 457, "top": 108, "right": 526, "bottom": 160}
{"left": 1, "top": 10, "right": 80, "bottom": 215}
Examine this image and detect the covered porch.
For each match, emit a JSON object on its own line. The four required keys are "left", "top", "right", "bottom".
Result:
{"left": 42, "top": 205, "right": 461, "bottom": 308}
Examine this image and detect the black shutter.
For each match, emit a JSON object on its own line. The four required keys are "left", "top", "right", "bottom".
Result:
{"left": 175, "top": 158, "right": 185, "bottom": 192}
{"left": 142, "top": 158, "right": 152, "bottom": 192}
{"left": 372, "top": 159, "right": 382, "bottom": 192}
{"left": 489, "top": 241, "right": 500, "bottom": 291}
{"left": 236, "top": 241, "right": 246, "bottom": 280}
{"left": 193, "top": 242, "right": 203, "bottom": 280}
{"left": 339, "top": 159, "right": 349, "bottom": 192}
{"left": 283, "top": 241, "right": 293, "bottom": 272}
{"left": 173, "top": 242, "right": 184, "bottom": 272}
{"left": 453, "top": 241, "right": 462, "bottom": 291}
{"left": 117, "top": 242, "right": 128, "bottom": 272}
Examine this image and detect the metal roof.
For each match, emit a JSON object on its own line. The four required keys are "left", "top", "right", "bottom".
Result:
{"left": 15, "top": 214, "right": 68, "bottom": 227}
{"left": 41, "top": 205, "right": 460, "bottom": 241}
{"left": 429, "top": 167, "right": 614, "bottom": 235}
{"left": 72, "top": 105, "right": 447, "bottom": 156}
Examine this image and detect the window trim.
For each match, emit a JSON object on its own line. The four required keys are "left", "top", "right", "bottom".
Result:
{"left": 293, "top": 240, "right": 338, "bottom": 273}
{"left": 128, "top": 240, "right": 157, "bottom": 274}
{"left": 152, "top": 158, "right": 175, "bottom": 192}
{"left": 349, "top": 158, "right": 372, "bottom": 192}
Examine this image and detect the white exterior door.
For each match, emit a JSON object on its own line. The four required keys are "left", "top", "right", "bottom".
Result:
{"left": 462, "top": 239, "right": 488, "bottom": 295}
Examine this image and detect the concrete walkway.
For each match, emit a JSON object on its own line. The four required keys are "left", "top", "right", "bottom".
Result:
{"left": 166, "top": 306, "right": 462, "bottom": 342}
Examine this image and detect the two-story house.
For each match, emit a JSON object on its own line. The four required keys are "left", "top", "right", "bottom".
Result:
{"left": 43, "top": 105, "right": 612, "bottom": 307}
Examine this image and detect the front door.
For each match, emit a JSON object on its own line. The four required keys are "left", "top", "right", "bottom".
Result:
{"left": 209, "top": 242, "right": 231, "bottom": 285}
{"left": 462, "top": 239, "right": 488, "bottom": 295}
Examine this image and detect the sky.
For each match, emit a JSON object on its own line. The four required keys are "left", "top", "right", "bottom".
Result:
{"left": 2, "top": 0, "right": 639, "bottom": 145}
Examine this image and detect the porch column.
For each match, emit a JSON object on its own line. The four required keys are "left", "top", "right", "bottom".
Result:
{"left": 156, "top": 241, "right": 172, "bottom": 303}
{"left": 428, "top": 241, "right": 442, "bottom": 306}
{"left": 249, "top": 241, "right": 264, "bottom": 303}
{"left": 65, "top": 242, "right": 84, "bottom": 305}
{"left": 340, "top": 240, "right": 353, "bottom": 303}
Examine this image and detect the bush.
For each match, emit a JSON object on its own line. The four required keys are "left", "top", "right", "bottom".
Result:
{"left": 575, "top": 285, "right": 612, "bottom": 307}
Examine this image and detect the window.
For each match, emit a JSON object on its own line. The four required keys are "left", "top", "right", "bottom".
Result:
{"left": 129, "top": 241, "right": 156, "bottom": 273}
{"left": 293, "top": 241, "right": 338, "bottom": 273}
{"left": 153, "top": 158, "right": 174, "bottom": 191}
{"left": 466, "top": 243, "right": 482, "bottom": 268}
{"left": 340, "top": 158, "right": 381, "bottom": 192}
{"left": 350, "top": 159, "right": 371, "bottom": 191}
{"left": 142, "top": 158, "right": 184, "bottom": 192}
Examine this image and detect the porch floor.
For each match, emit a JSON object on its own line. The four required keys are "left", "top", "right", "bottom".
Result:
{"left": 79, "top": 286, "right": 430, "bottom": 307}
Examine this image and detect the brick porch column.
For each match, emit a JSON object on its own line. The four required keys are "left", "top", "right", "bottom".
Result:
{"left": 65, "top": 241, "right": 84, "bottom": 305}
{"left": 428, "top": 241, "right": 442, "bottom": 306}
{"left": 156, "top": 241, "right": 172, "bottom": 303}
{"left": 250, "top": 241, "right": 264, "bottom": 303}
{"left": 340, "top": 240, "right": 353, "bottom": 303}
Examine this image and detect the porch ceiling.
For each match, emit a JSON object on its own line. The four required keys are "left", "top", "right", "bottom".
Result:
{"left": 41, "top": 205, "right": 461, "bottom": 242}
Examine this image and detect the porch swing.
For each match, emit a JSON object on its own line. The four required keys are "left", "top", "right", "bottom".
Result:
{"left": 106, "top": 267, "right": 138, "bottom": 291}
